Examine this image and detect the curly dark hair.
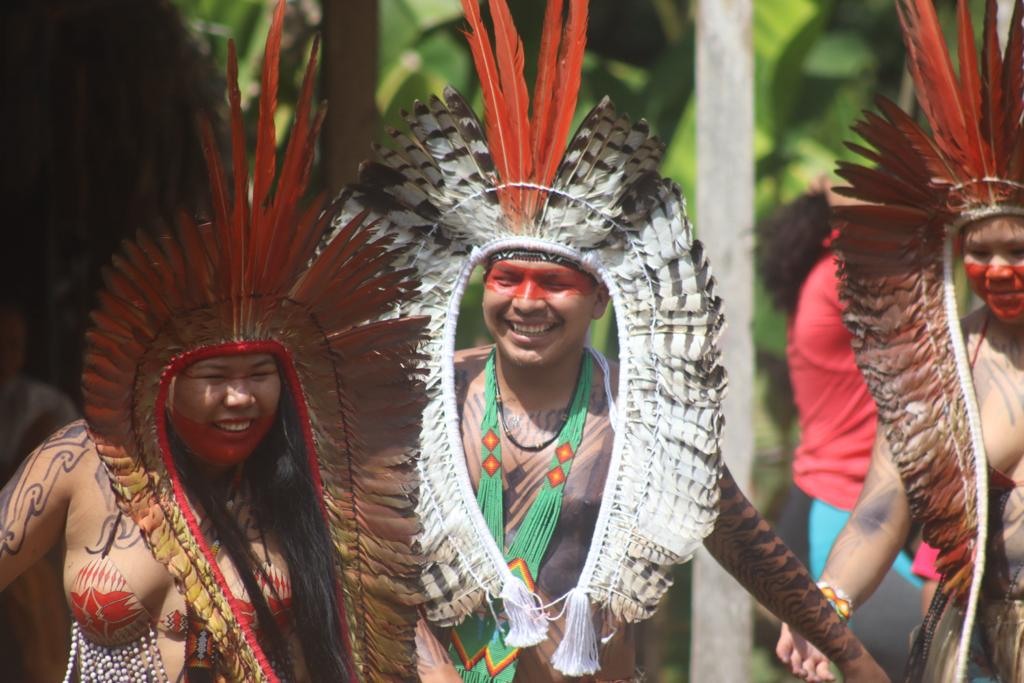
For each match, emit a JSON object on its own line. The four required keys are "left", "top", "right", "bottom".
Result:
{"left": 756, "top": 191, "right": 833, "bottom": 314}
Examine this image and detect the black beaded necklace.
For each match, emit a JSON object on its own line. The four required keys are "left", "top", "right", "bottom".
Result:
{"left": 493, "top": 352, "right": 587, "bottom": 451}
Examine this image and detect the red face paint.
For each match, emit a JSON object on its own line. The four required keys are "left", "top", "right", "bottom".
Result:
{"left": 964, "top": 263, "right": 1024, "bottom": 321}
{"left": 169, "top": 408, "right": 275, "bottom": 467}
{"left": 484, "top": 261, "right": 596, "bottom": 300}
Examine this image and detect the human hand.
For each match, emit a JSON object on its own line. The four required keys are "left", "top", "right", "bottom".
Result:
{"left": 776, "top": 622, "right": 835, "bottom": 682}
{"left": 776, "top": 623, "right": 889, "bottom": 683}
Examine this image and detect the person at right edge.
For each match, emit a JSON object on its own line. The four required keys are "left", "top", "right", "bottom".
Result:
{"left": 776, "top": 0, "right": 1024, "bottom": 681}
{"left": 347, "top": 0, "right": 888, "bottom": 680}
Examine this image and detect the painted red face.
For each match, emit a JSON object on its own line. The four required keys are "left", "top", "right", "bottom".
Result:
{"left": 961, "top": 215, "right": 1024, "bottom": 324}
{"left": 481, "top": 258, "right": 609, "bottom": 370}
{"left": 169, "top": 353, "right": 281, "bottom": 469}
{"left": 964, "top": 263, "right": 1024, "bottom": 322}
{"left": 484, "top": 261, "right": 597, "bottom": 300}
{"left": 169, "top": 409, "right": 275, "bottom": 467}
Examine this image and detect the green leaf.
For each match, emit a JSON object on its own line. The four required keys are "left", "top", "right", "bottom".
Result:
{"left": 754, "top": 0, "right": 828, "bottom": 140}
{"left": 379, "top": 0, "right": 422, "bottom": 83}
{"left": 803, "top": 32, "right": 875, "bottom": 78}
{"left": 404, "top": 0, "right": 463, "bottom": 32}
{"left": 417, "top": 31, "right": 473, "bottom": 92}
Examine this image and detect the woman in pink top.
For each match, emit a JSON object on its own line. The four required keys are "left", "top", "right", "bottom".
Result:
{"left": 759, "top": 184, "right": 922, "bottom": 678}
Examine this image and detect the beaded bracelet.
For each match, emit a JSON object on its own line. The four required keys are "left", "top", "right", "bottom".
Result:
{"left": 816, "top": 581, "right": 853, "bottom": 623}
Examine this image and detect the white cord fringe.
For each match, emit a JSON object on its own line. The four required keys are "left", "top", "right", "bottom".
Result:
{"left": 501, "top": 576, "right": 548, "bottom": 647}
{"left": 550, "top": 587, "right": 600, "bottom": 676}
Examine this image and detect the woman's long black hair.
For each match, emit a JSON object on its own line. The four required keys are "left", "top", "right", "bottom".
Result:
{"left": 169, "top": 379, "right": 349, "bottom": 682}
{"left": 756, "top": 190, "right": 833, "bottom": 315}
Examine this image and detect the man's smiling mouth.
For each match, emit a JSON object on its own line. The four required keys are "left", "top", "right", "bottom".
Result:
{"left": 507, "top": 321, "right": 558, "bottom": 337}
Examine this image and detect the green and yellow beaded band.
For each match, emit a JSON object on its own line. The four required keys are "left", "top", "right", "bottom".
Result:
{"left": 816, "top": 581, "right": 853, "bottom": 623}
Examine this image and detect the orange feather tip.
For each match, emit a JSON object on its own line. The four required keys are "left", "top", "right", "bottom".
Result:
{"left": 458, "top": 0, "right": 590, "bottom": 222}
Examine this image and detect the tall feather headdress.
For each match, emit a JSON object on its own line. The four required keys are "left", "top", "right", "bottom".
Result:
{"left": 343, "top": 0, "right": 726, "bottom": 676}
{"left": 81, "top": 1, "right": 426, "bottom": 679}
{"left": 833, "top": 0, "right": 1024, "bottom": 678}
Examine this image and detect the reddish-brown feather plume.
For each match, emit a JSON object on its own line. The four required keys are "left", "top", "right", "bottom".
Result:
{"left": 489, "top": 0, "right": 532, "bottom": 189}
{"left": 875, "top": 99, "right": 962, "bottom": 183}
{"left": 251, "top": 0, "right": 283, "bottom": 235}
{"left": 197, "top": 0, "right": 330, "bottom": 312}
{"left": 896, "top": 0, "right": 973, "bottom": 169}
{"left": 226, "top": 41, "right": 249, "bottom": 296}
{"left": 199, "top": 118, "right": 230, "bottom": 265}
{"left": 980, "top": 0, "right": 1004, "bottom": 167}
{"left": 955, "top": 0, "right": 989, "bottom": 177}
{"left": 460, "top": 0, "right": 512, "bottom": 183}
{"left": 1002, "top": 0, "right": 1024, "bottom": 176}
{"left": 459, "top": 0, "right": 589, "bottom": 222}
{"left": 261, "top": 39, "right": 325, "bottom": 289}
{"left": 539, "top": 0, "right": 588, "bottom": 187}
{"left": 530, "top": 0, "right": 565, "bottom": 176}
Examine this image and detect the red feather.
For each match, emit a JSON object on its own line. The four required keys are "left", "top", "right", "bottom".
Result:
{"left": 199, "top": 118, "right": 230, "bottom": 261}
{"left": 980, "top": 0, "right": 1004, "bottom": 170}
{"left": 955, "top": 0, "right": 988, "bottom": 177}
{"left": 460, "top": 0, "right": 512, "bottom": 184}
{"left": 262, "top": 38, "right": 324, "bottom": 289}
{"left": 226, "top": 40, "right": 249, "bottom": 299}
{"left": 896, "top": 0, "right": 973, "bottom": 169}
{"left": 530, "top": 0, "right": 565, "bottom": 178}
{"left": 251, "top": 0, "right": 283, "bottom": 236}
{"left": 540, "top": 0, "right": 588, "bottom": 187}
{"left": 1001, "top": 0, "right": 1024, "bottom": 173}
{"left": 459, "top": 0, "right": 589, "bottom": 224}
{"left": 489, "top": 0, "right": 532, "bottom": 189}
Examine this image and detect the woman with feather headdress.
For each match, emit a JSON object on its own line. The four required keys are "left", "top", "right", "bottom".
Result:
{"left": 0, "top": 2, "right": 425, "bottom": 680}
{"left": 776, "top": 1, "right": 1024, "bottom": 681}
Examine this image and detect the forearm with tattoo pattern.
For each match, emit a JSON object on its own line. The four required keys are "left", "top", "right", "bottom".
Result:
{"left": 702, "top": 466, "right": 866, "bottom": 667}
{"left": 818, "top": 430, "right": 909, "bottom": 606}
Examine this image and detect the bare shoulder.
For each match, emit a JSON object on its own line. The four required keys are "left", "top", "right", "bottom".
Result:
{"left": 0, "top": 420, "right": 96, "bottom": 583}
{"left": 453, "top": 345, "right": 491, "bottom": 370}
{"left": 453, "top": 345, "right": 491, "bottom": 389}
{"left": 10, "top": 420, "right": 96, "bottom": 487}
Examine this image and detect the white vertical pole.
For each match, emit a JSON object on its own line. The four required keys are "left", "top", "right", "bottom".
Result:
{"left": 998, "top": 0, "right": 1014, "bottom": 50}
{"left": 691, "top": 0, "right": 755, "bottom": 681}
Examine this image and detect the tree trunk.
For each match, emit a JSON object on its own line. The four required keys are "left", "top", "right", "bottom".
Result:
{"left": 691, "top": 0, "right": 755, "bottom": 681}
{"left": 321, "top": 0, "right": 378, "bottom": 193}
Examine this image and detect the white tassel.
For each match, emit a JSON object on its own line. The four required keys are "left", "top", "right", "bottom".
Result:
{"left": 500, "top": 576, "right": 548, "bottom": 647}
{"left": 550, "top": 587, "right": 600, "bottom": 676}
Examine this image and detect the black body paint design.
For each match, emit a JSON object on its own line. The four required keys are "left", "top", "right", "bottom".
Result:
{"left": 703, "top": 467, "right": 866, "bottom": 667}
{"left": 85, "top": 461, "right": 142, "bottom": 555}
{"left": 0, "top": 423, "right": 88, "bottom": 558}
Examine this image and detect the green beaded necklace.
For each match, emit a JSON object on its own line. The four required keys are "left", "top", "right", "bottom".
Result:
{"left": 450, "top": 348, "right": 593, "bottom": 682}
